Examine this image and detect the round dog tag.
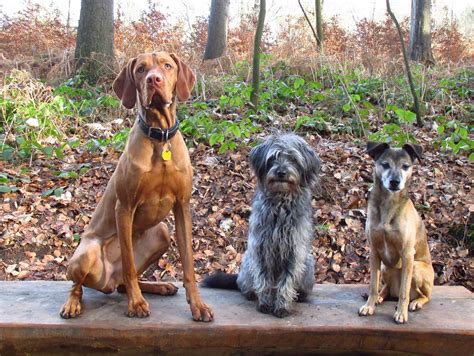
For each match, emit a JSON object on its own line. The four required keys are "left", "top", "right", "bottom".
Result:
{"left": 162, "top": 149, "right": 171, "bottom": 161}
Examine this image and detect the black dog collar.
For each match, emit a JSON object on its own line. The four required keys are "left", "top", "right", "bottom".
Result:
{"left": 137, "top": 113, "right": 179, "bottom": 141}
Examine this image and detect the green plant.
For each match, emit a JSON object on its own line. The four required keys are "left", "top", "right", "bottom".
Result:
{"left": 435, "top": 117, "right": 473, "bottom": 159}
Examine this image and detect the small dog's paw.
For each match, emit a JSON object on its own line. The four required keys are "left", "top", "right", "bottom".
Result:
{"left": 273, "top": 307, "right": 291, "bottom": 318}
{"left": 190, "top": 302, "right": 214, "bottom": 322}
{"left": 409, "top": 299, "right": 423, "bottom": 312}
{"left": 358, "top": 303, "right": 375, "bottom": 316}
{"left": 376, "top": 295, "right": 385, "bottom": 305}
{"left": 393, "top": 309, "right": 408, "bottom": 324}
{"left": 257, "top": 302, "right": 272, "bottom": 314}
{"left": 60, "top": 298, "right": 82, "bottom": 319}
{"left": 127, "top": 296, "right": 150, "bottom": 318}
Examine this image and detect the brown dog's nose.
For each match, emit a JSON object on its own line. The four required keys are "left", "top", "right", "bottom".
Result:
{"left": 146, "top": 73, "right": 163, "bottom": 86}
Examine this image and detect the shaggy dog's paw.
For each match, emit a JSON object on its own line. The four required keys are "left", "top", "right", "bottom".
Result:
{"left": 296, "top": 291, "right": 308, "bottom": 303}
{"left": 257, "top": 302, "right": 272, "bottom": 314}
{"left": 273, "top": 307, "right": 291, "bottom": 318}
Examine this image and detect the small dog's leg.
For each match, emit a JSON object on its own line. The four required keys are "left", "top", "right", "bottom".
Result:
{"left": 409, "top": 261, "right": 433, "bottom": 311}
{"left": 394, "top": 252, "right": 414, "bottom": 323}
{"left": 359, "top": 252, "right": 381, "bottom": 316}
{"left": 377, "top": 282, "right": 389, "bottom": 304}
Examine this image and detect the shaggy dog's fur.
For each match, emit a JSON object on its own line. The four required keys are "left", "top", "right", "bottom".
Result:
{"left": 203, "top": 133, "right": 320, "bottom": 318}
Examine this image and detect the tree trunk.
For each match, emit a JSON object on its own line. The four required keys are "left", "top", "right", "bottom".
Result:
{"left": 250, "top": 0, "right": 266, "bottom": 108}
{"left": 315, "top": 0, "right": 323, "bottom": 51}
{"left": 204, "top": 0, "right": 230, "bottom": 60}
{"left": 386, "top": 0, "right": 423, "bottom": 126}
{"left": 409, "top": 0, "right": 435, "bottom": 65}
{"left": 75, "top": 0, "right": 114, "bottom": 82}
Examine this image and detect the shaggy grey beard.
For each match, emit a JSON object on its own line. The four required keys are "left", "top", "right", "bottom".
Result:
{"left": 237, "top": 133, "right": 321, "bottom": 317}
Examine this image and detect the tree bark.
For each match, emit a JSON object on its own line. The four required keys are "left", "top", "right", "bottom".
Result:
{"left": 250, "top": 0, "right": 266, "bottom": 108}
{"left": 409, "top": 0, "right": 435, "bottom": 65}
{"left": 386, "top": 0, "right": 423, "bottom": 126}
{"left": 75, "top": 0, "right": 114, "bottom": 82}
{"left": 204, "top": 0, "right": 230, "bottom": 60}
{"left": 315, "top": 0, "right": 323, "bottom": 51}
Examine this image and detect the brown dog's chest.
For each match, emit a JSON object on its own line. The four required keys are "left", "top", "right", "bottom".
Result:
{"left": 131, "top": 162, "right": 189, "bottom": 230}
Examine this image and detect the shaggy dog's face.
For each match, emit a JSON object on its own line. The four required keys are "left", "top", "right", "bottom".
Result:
{"left": 250, "top": 134, "right": 321, "bottom": 194}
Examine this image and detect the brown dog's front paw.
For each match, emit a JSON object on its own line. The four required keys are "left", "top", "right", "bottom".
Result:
{"left": 191, "top": 302, "right": 214, "bottom": 322}
{"left": 358, "top": 303, "right": 375, "bottom": 316}
{"left": 60, "top": 297, "right": 82, "bottom": 319}
{"left": 127, "top": 296, "right": 150, "bottom": 318}
{"left": 393, "top": 309, "right": 408, "bottom": 324}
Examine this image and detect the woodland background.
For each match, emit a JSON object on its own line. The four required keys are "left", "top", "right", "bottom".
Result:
{"left": 0, "top": 0, "right": 472, "bottom": 291}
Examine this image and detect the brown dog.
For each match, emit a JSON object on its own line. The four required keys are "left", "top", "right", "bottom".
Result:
{"left": 60, "top": 52, "right": 213, "bottom": 322}
{"left": 359, "top": 142, "right": 434, "bottom": 324}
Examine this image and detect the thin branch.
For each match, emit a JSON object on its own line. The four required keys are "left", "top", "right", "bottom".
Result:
{"left": 297, "top": 0, "right": 321, "bottom": 48}
{"left": 386, "top": 0, "right": 423, "bottom": 126}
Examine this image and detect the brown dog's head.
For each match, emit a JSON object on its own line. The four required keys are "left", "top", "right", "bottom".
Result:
{"left": 367, "top": 141, "right": 422, "bottom": 193}
{"left": 113, "top": 52, "right": 195, "bottom": 110}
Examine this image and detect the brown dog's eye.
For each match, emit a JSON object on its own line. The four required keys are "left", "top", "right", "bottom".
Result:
{"left": 164, "top": 63, "right": 172, "bottom": 70}
{"left": 137, "top": 66, "right": 145, "bottom": 73}
{"left": 402, "top": 164, "right": 410, "bottom": 170}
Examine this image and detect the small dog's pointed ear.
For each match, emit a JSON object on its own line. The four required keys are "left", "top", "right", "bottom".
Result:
{"left": 367, "top": 141, "right": 390, "bottom": 161}
{"left": 403, "top": 143, "right": 423, "bottom": 162}
{"left": 113, "top": 58, "right": 137, "bottom": 109}
{"left": 170, "top": 53, "right": 196, "bottom": 101}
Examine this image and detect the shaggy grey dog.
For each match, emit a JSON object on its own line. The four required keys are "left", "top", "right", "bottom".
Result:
{"left": 203, "top": 133, "right": 321, "bottom": 318}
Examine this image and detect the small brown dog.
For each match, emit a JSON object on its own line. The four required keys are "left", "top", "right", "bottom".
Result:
{"left": 359, "top": 142, "right": 434, "bottom": 324}
{"left": 60, "top": 52, "right": 213, "bottom": 322}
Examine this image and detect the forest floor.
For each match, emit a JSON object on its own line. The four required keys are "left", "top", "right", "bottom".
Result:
{"left": 1, "top": 123, "right": 472, "bottom": 291}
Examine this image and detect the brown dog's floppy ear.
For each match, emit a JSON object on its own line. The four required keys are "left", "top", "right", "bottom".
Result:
{"left": 403, "top": 143, "right": 423, "bottom": 162}
{"left": 113, "top": 58, "right": 137, "bottom": 109}
{"left": 367, "top": 141, "right": 390, "bottom": 161}
{"left": 170, "top": 53, "right": 196, "bottom": 101}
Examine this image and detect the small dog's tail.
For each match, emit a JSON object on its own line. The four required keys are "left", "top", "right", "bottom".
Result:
{"left": 201, "top": 272, "right": 239, "bottom": 290}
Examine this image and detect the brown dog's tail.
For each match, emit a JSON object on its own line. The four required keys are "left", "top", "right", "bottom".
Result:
{"left": 201, "top": 272, "right": 238, "bottom": 290}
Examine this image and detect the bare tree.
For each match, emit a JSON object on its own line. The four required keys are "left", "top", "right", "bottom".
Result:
{"left": 250, "top": 0, "right": 266, "bottom": 108}
{"left": 409, "top": 0, "right": 435, "bottom": 65}
{"left": 75, "top": 0, "right": 114, "bottom": 82}
{"left": 204, "top": 0, "right": 230, "bottom": 60}
{"left": 298, "top": 0, "right": 323, "bottom": 52}
{"left": 315, "top": 0, "right": 323, "bottom": 51}
{"left": 386, "top": 0, "right": 423, "bottom": 126}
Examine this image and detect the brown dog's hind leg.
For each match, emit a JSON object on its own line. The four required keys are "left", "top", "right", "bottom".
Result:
{"left": 117, "top": 222, "right": 178, "bottom": 296}
{"left": 118, "top": 281, "right": 179, "bottom": 296}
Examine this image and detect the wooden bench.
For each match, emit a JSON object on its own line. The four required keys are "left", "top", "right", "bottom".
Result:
{"left": 0, "top": 281, "right": 472, "bottom": 355}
